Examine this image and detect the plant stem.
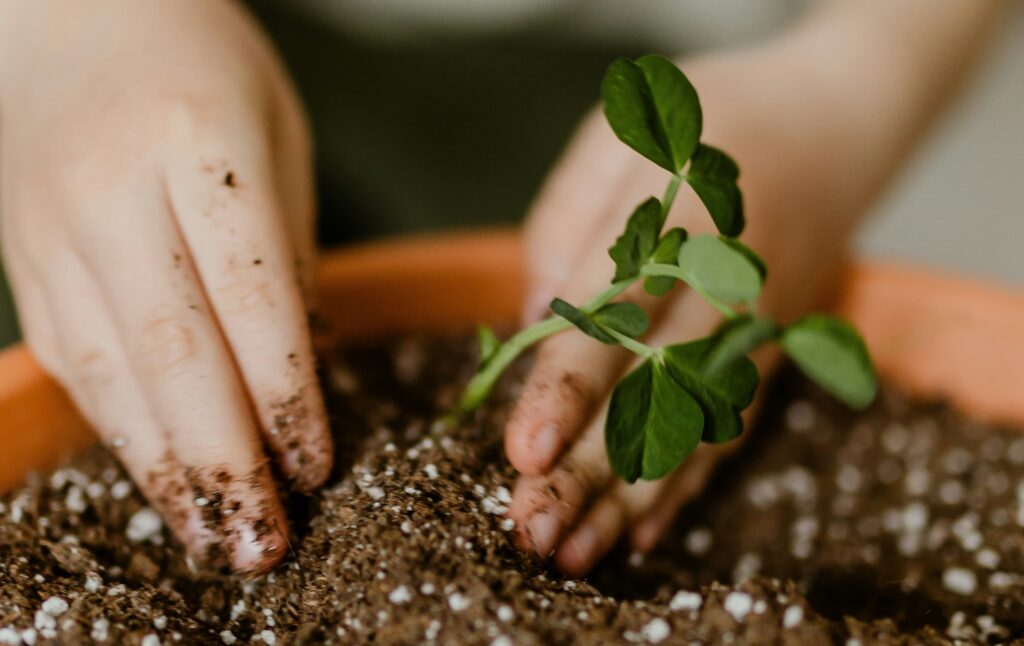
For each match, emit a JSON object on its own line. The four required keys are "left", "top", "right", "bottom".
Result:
{"left": 662, "top": 174, "right": 682, "bottom": 218}
{"left": 639, "top": 264, "right": 739, "bottom": 319}
{"left": 457, "top": 279, "right": 633, "bottom": 412}
{"left": 604, "top": 328, "right": 657, "bottom": 360}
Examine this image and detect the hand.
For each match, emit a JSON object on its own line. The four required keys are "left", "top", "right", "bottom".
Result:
{"left": 503, "top": 57, "right": 856, "bottom": 575}
{"left": 0, "top": 0, "right": 328, "bottom": 573}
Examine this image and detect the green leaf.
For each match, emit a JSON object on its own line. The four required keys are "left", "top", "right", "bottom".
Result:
{"left": 601, "top": 56, "right": 702, "bottom": 173}
{"left": 593, "top": 302, "right": 649, "bottom": 338}
{"left": 550, "top": 298, "right": 617, "bottom": 345}
{"left": 719, "top": 237, "right": 766, "bottom": 280}
{"left": 780, "top": 315, "right": 878, "bottom": 409}
{"left": 605, "top": 358, "right": 704, "bottom": 482}
{"left": 643, "top": 227, "right": 688, "bottom": 296}
{"left": 664, "top": 339, "right": 759, "bottom": 444}
{"left": 703, "top": 315, "right": 779, "bottom": 374}
{"left": 476, "top": 325, "right": 501, "bottom": 368}
{"left": 608, "top": 198, "right": 663, "bottom": 282}
{"left": 685, "top": 144, "right": 744, "bottom": 236}
{"left": 676, "top": 235, "right": 763, "bottom": 304}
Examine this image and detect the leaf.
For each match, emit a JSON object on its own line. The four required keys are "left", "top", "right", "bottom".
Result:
{"left": 676, "top": 235, "right": 763, "bottom": 304}
{"left": 719, "top": 237, "right": 766, "bottom": 280}
{"left": 780, "top": 315, "right": 878, "bottom": 409}
{"left": 664, "top": 339, "right": 759, "bottom": 444}
{"left": 702, "top": 315, "right": 779, "bottom": 374}
{"left": 550, "top": 298, "right": 617, "bottom": 345}
{"left": 643, "top": 227, "right": 688, "bottom": 296}
{"left": 593, "top": 302, "right": 649, "bottom": 338}
{"left": 605, "top": 358, "right": 704, "bottom": 482}
{"left": 476, "top": 325, "right": 501, "bottom": 368}
{"left": 608, "top": 198, "right": 663, "bottom": 282}
{"left": 685, "top": 144, "right": 744, "bottom": 236}
{"left": 601, "top": 56, "right": 702, "bottom": 173}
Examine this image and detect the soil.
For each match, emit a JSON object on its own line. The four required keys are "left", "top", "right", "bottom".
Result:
{"left": 2, "top": 334, "right": 1024, "bottom": 645}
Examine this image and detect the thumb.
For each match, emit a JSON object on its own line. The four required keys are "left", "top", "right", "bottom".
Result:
{"left": 522, "top": 110, "right": 634, "bottom": 323}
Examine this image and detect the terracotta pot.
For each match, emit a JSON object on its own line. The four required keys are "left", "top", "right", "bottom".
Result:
{"left": 2, "top": 230, "right": 1023, "bottom": 493}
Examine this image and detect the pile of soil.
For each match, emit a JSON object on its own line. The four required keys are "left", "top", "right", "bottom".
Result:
{"left": 2, "top": 334, "right": 1023, "bottom": 644}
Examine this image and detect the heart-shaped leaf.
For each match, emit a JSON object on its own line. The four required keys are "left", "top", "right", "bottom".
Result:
{"left": 780, "top": 315, "right": 877, "bottom": 409}
{"left": 593, "top": 302, "right": 649, "bottom": 338}
{"left": 601, "top": 56, "right": 702, "bottom": 173}
{"left": 664, "top": 339, "right": 759, "bottom": 444}
{"left": 643, "top": 227, "right": 688, "bottom": 296}
{"left": 685, "top": 144, "right": 744, "bottom": 236}
{"left": 677, "top": 235, "right": 763, "bottom": 304}
{"left": 608, "top": 198, "right": 663, "bottom": 282}
{"left": 606, "top": 358, "right": 704, "bottom": 482}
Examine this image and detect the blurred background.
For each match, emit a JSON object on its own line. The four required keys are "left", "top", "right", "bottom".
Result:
{"left": 0, "top": 0, "right": 1020, "bottom": 347}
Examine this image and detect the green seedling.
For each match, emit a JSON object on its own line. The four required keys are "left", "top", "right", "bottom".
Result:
{"left": 457, "top": 55, "right": 877, "bottom": 483}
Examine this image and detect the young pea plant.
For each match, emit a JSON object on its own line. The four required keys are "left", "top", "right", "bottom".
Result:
{"left": 457, "top": 55, "right": 877, "bottom": 483}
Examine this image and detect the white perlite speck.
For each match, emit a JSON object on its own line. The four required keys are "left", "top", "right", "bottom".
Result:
{"left": 684, "top": 528, "right": 713, "bottom": 555}
{"left": 496, "top": 605, "right": 515, "bottom": 622}
{"left": 943, "top": 567, "right": 977, "bottom": 595}
{"left": 85, "top": 573, "right": 103, "bottom": 593}
{"left": 90, "top": 618, "right": 110, "bottom": 642}
{"left": 219, "top": 630, "right": 237, "bottom": 645}
{"left": 425, "top": 620, "right": 441, "bottom": 640}
{"left": 126, "top": 507, "right": 163, "bottom": 543}
{"left": 140, "top": 634, "right": 161, "bottom": 646}
{"left": 448, "top": 592, "right": 471, "bottom": 612}
{"left": 0, "top": 628, "right": 20, "bottom": 645}
{"left": 41, "top": 597, "right": 69, "bottom": 617}
{"left": 34, "top": 611, "right": 55, "bottom": 632}
{"left": 669, "top": 591, "right": 702, "bottom": 612}
{"left": 490, "top": 637, "right": 513, "bottom": 646}
{"left": 366, "top": 487, "right": 385, "bottom": 501}
{"left": 388, "top": 585, "right": 412, "bottom": 605}
{"left": 783, "top": 605, "right": 804, "bottom": 628}
{"left": 110, "top": 480, "right": 132, "bottom": 500}
{"left": 258, "top": 630, "right": 277, "bottom": 645}
{"left": 640, "top": 618, "right": 671, "bottom": 643}
{"left": 500, "top": 518, "right": 516, "bottom": 532}
{"left": 723, "top": 592, "right": 753, "bottom": 622}
{"left": 423, "top": 464, "right": 439, "bottom": 479}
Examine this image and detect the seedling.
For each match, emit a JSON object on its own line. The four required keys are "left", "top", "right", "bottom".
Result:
{"left": 457, "top": 55, "right": 877, "bottom": 483}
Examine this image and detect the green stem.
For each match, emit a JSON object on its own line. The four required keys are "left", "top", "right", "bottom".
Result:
{"left": 604, "top": 327, "right": 657, "bottom": 360}
{"left": 639, "top": 264, "right": 739, "bottom": 319}
{"left": 662, "top": 174, "right": 682, "bottom": 218}
{"left": 457, "top": 279, "right": 633, "bottom": 412}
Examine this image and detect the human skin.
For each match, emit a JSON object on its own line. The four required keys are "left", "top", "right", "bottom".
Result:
{"left": 0, "top": 0, "right": 328, "bottom": 573}
{"left": 502, "top": 0, "right": 1007, "bottom": 576}
{"left": 0, "top": 0, "right": 1005, "bottom": 576}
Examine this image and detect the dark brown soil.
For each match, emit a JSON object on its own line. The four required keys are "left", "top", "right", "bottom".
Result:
{"left": 2, "top": 334, "right": 1024, "bottom": 645}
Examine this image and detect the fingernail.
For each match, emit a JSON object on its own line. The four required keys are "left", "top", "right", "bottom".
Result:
{"left": 532, "top": 425, "right": 562, "bottom": 471}
{"left": 528, "top": 512, "right": 561, "bottom": 557}
{"left": 229, "top": 518, "right": 287, "bottom": 574}
{"left": 568, "top": 524, "right": 598, "bottom": 563}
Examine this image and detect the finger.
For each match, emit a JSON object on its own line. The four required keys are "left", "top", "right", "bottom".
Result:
{"left": 72, "top": 180, "right": 288, "bottom": 573}
{"left": 164, "top": 125, "right": 331, "bottom": 491}
{"left": 521, "top": 111, "right": 636, "bottom": 323}
{"left": 29, "top": 246, "right": 221, "bottom": 563}
{"left": 553, "top": 494, "right": 626, "bottom": 578}
{"left": 507, "top": 407, "right": 615, "bottom": 558}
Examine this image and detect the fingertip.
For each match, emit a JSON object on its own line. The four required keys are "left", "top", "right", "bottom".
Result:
{"left": 629, "top": 520, "right": 665, "bottom": 554}
{"left": 228, "top": 516, "right": 289, "bottom": 574}
{"left": 554, "top": 525, "right": 599, "bottom": 577}
{"left": 504, "top": 421, "right": 561, "bottom": 476}
{"left": 284, "top": 429, "right": 334, "bottom": 493}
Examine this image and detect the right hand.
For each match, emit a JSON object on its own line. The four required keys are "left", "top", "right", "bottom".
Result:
{"left": 0, "top": 0, "right": 329, "bottom": 573}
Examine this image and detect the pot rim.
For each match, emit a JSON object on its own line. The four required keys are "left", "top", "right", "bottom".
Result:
{"left": 2, "top": 229, "right": 1022, "bottom": 492}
